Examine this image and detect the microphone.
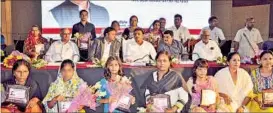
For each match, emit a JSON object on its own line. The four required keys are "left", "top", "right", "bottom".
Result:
{"left": 191, "top": 53, "right": 200, "bottom": 60}
{"left": 146, "top": 54, "right": 154, "bottom": 66}
{"left": 133, "top": 54, "right": 149, "bottom": 62}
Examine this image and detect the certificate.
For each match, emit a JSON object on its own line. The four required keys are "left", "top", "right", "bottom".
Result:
{"left": 150, "top": 94, "right": 171, "bottom": 110}
{"left": 57, "top": 100, "right": 72, "bottom": 112}
{"left": 117, "top": 95, "right": 131, "bottom": 112}
{"left": 262, "top": 89, "right": 273, "bottom": 107}
{"left": 5, "top": 85, "right": 30, "bottom": 105}
{"left": 200, "top": 90, "right": 217, "bottom": 106}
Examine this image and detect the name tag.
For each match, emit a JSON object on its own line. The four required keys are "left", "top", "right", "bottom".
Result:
{"left": 5, "top": 85, "right": 30, "bottom": 105}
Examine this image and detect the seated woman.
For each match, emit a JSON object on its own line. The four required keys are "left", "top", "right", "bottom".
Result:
{"left": 214, "top": 52, "right": 253, "bottom": 112}
{"left": 95, "top": 56, "right": 135, "bottom": 112}
{"left": 141, "top": 51, "right": 189, "bottom": 112}
{"left": 247, "top": 50, "right": 273, "bottom": 112}
{"left": 24, "top": 25, "right": 48, "bottom": 60}
{"left": 187, "top": 58, "right": 231, "bottom": 112}
{"left": 1, "top": 59, "right": 43, "bottom": 113}
{"left": 42, "top": 59, "right": 86, "bottom": 112}
{"left": 144, "top": 20, "right": 163, "bottom": 49}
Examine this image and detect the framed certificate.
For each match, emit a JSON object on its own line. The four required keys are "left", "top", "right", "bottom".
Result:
{"left": 5, "top": 85, "right": 30, "bottom": 105}
{"left": 200, "top": 90, "right": 217, "bottom": 106}
{"left": 117, "top": 95, "right": 131, "bottom": 112}
{"left": 57, "top": 98, "right": 72, "bottom": 113}
{"left": 262, "top": 89, "right": 273, "bottom": 107}
{"left": 150, "top": 94, "right": 171, "bottom": 110}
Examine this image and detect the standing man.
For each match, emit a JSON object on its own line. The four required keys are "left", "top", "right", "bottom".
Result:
{"left": 233, "top": 17, "right": 263, "bottom": 58}
{"left": 72, "top": 10, "right": 96, "bottom": 61}
{"left": 159, "top": 17, "right": 166, "bottom": 32}
{"left": 200, "top": 16, "right": 226, "bottom": 47}
{"left": 168, "top": 14, "right": 191, "bottom": 44}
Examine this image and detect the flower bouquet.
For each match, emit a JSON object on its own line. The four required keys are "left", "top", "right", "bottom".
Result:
{"left": 3, "top": 51, "right": 30, "bottom": 68}
{"left": 67, "top": 82, "right": 105, "bottom": 112}
{"left": 31, "top": 59, "right": 47, "bottom": 69}
{"left": 88, "top": 58, "right": 106, "bottom": 68}
{"left": 73, "top": 32, "right": 84, "bottom": 39}
{"left": 216, "top": 56, "right": 227, "bottom": 66}
{"left": 137, "top": 101, "right": 165, "bottom": 112}
{"left": 171, "top": 56, "right": 180, "bottom": 68}
{"left": 107, "top": 76, "right": 133, "bottom": 112}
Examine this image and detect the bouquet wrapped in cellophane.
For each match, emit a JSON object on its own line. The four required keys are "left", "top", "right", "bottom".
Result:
{"left": 107, "top": 76, "right": 133, "bottom": 112}
{"left": 67, "top": 82, "right": 106, "bottom": 112}
{"left": 3, "top": 51, "right": 30, "bottom": 68}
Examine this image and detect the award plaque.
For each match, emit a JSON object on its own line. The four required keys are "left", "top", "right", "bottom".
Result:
{"left": 262, "top": 89, "right": 273, "bottom": 107}
{"left": 117, "top": 95, "right": 131, "bottom": 112}
{"left": 5, "top": 85, "right": 30, "bottom": 105}
{"left": 150, "top": 94, "right": 171, "bottom": 110}
{"left": 200, "top": 90, "right": 217, "bottom": 106}
{"left": 57, "top": 97, "right": 73, "bottom": 112}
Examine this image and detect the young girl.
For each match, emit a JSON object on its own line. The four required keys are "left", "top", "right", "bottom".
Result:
{"left": 95, "top": 56, "right": 135, "bottom": 112}
{"left": 187, "top": 58, "right": 231, "bottom": 112}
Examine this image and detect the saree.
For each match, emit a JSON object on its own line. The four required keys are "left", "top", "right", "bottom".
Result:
{"left": 42, "top": 63, "right": 86, "bottom": 112}
{"left": 248, "top": 68, "right": 273, "bottom": 112}
{"left": 1, "top": 75, "right": 43, "bottom": 112}
{"left": 24, "top": 31, "right": 48, "bottom": 59}
{"left": 141, "top": 70, "right": 189, "bottom": 112}
{"left": 214, "top": 67, "right": 253, "bottom": 112}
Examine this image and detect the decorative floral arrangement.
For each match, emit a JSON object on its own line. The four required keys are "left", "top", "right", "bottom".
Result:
{"left": 107, "top": 76, "right": 133, "bottom": 112}
{"left": 90, "top": 58, "right": 106, "bottom": 68}
{"left": 216, "top": 56, "right": 227, "bottom": 66}
{"left": 3, "top": 51, "right": 30, "bottom": 68}
{"left": 73, "top": 32, "right": 83, "bottom": 39}
{"left": 67, "top": 82, "right": 106, "bottom": 112}
{"left": 241, "top": 56, "right": 254, "bottom": 64}
{"left": 137, "top": 101, "right": 165, "bottom": 112}
{"left": 1, "top": 49, "right": 4, "bottom": 57}
{"left": 31, "top": 59, "right": 47, "bottom": 69}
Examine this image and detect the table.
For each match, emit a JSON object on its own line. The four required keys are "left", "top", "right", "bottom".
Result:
{"left": 1, "top": 62, "right": 258, "bottom": 112}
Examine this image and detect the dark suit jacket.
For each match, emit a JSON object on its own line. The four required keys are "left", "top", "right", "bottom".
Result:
{"left": 88, "top": 37, "right": 121, "bottom": 62}
{"left": 50, "top": 0, "right": 110, "bottom": 27}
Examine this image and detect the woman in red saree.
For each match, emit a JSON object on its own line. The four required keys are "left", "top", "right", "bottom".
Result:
{"left": 23, "top": 25, "right": 48, "bottom": 60}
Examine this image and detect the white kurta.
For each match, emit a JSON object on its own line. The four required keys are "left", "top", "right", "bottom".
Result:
{"left": 168, "top": 26, "right": 191, "bottom": 43}
{"left": 214, "top": 67, "right": 253, "bottom": 112}
{"left": 192, "top": 40, "right": 223, "bottom": 61}
{"left": 200, "top": 26, "right": 225, "bottom": 45}
{"left": 123, "top": 40, "right": 156, "bottom": 63}
{"left": 234, "top": 27, "right": 263, "bottom": 58}
{"left": 45, "top": 40, "right": 80, "bottom": 62}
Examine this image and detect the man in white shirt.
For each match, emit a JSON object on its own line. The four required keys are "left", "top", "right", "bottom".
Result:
{"left": 233, "top": 17, "right": 263, "bottom": 58}
{"left": 168, "top": 14, "right": 191, "bottom": 44}
{"left": 200, "top": 16, "right": 226, "bottom": 46}
{"left": 45, "top": 28, "right": 80, "bottom": 62}
{"left": 123, "top": 28, "right": 157, "bottom": 63}
{"left": 192, "top": 29, "right": 223, "bottom": 61}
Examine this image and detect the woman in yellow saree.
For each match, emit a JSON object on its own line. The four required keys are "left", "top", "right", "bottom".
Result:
{"left": 248, "top": 50, "right": 273, "bottom": 112}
